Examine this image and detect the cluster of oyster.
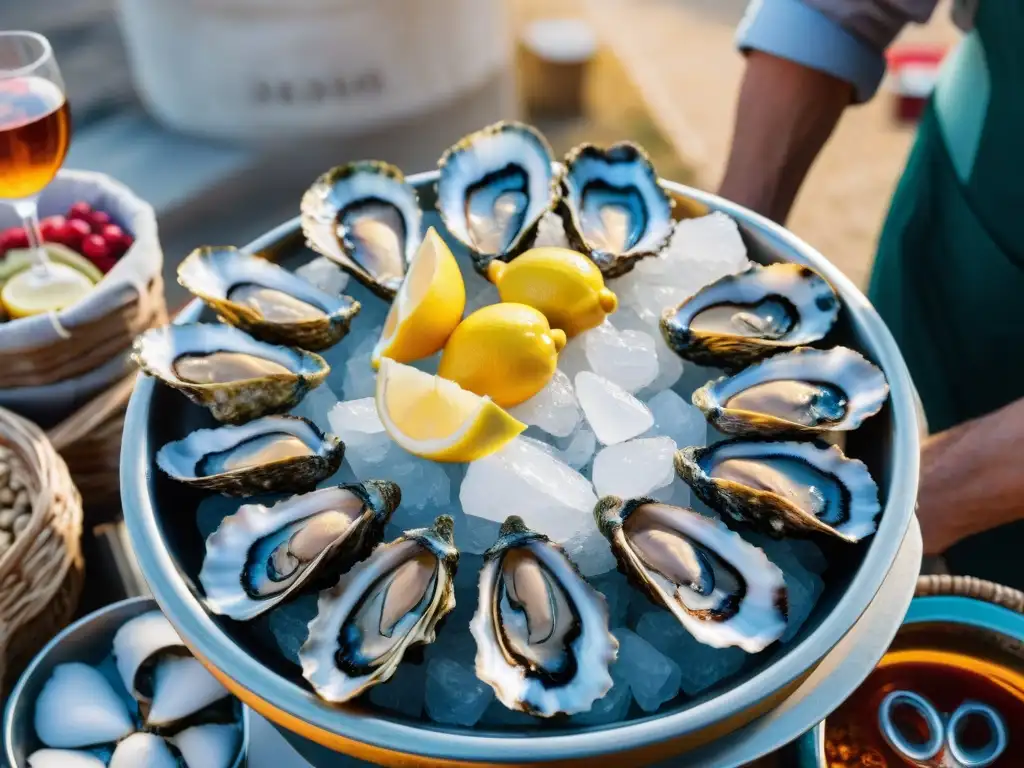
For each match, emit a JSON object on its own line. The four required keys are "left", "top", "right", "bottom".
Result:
{"left": 299, "top": 121, "right": 676, "bottom": 300}
{"left": 29, "top": 611, "right": 240, "bottom": 767}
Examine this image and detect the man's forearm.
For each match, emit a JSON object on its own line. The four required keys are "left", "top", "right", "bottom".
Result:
{"left": 718, "top": 52, "right": 852, "bottom": 223}
{"left": 919, "top": 397, "right": 1024, "bottom": 555}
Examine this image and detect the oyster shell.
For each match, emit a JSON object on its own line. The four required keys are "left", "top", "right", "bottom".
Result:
{"left": 558, "top": 142, "right": 674, "bottom": 277}
{"left": 200, "top": 480, "right": 400, "bottom": 620}
{"left": 437, "top": 121, "right": 557, "bottom": 273}
{"left": 300, "top": 515, "right": 458, "bottom": 702}
{"left": 693, "top": 346, "right": 890, "bottom": 438}
{"left": 300, "top": 161, "right": 422, "bottom": 299}
{"left": 177, "top": 245, "right": 361, "bottom": 350}
{"left": 675, "top": 439, "right": 881, "bottom": 542}
{"left": 660, "top": 263, "right": 840, "bottom": 370}
{"left": 594, "top": 496, "right": 787, "bottom": 652}
{"left": 156, "top": 415, "right": 344, "bottom": 496}
{"left": 133, "top": 323, "right": 330, "bottom": 423}
{"left": 471, "top": 516, "right": 617, "bottom": 717}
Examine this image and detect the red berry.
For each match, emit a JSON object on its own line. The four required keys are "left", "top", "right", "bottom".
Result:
{"left": 61, "top": 218, "right": 92, "bottom": 252}
{"left": 94, "top": 254, "right": 118, "bottom": 273}
{"left": 40, "top": 215, "right": 67, "bottom": 243}
{"left": 1, "top": 227, "right": 29, "bottom": 252}
{"left": 67, "top": 201, "right": 93, "bottom": 221}
{"left": 82, "top": 233, "right": 112, "bottom": 263}
{"left": 100, "top": 223, "right": 124, "bottom": 243}
{"left": 88, "top": 210, "right": 112, "bottom": 230}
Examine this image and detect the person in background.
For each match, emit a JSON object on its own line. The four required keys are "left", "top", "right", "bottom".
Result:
{"left": 719, "top": 0, "right": 1024, "bottom": 587}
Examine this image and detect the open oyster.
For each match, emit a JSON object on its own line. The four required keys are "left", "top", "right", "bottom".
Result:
{"left": 558, "top": 142, "right": 674, "bottom": 277}
{"left": 200, "top": 480, "right": 400, "bottom": 621}
{"left": 595, "top": 496, "right": 787, "bottom": 653}
{"left": 300, "top": 515, "right": 458, "bottom": 702}
{"left": 660, "top": 263, "right": 840, "bottom": 370}
{"left": 133, "top": 323, "right": 329, "bottom": 423}
{"left": 110, "top": 610, "right": 230, "bottom": 727}
{"left": 437, "top": 121, "right": 557, "bottom": 273}
{"left": 471, "top": 516, "right": 617, "bottom": 717}
{"left": 675, "top": 439, "right": 881, "bottom": 542}
{"left": 693, "top": 346, "right": 890, "bottom": 438}
{"left": 156, "top": 415, "right": 343, "bottom": 496}
{"left": 301, "top": 161, "right": 422, "bottom": 299}
{"left": 177, "top": 245, "right": 361, "bottom": 350}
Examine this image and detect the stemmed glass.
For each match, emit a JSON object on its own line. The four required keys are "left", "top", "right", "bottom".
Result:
{"left": 0, "top": 31, "right": 88, "bottom": 314}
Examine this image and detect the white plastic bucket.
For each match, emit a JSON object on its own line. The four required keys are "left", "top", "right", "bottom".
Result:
{"left": 116, "top": 0, "right": 513, "bottom": 140}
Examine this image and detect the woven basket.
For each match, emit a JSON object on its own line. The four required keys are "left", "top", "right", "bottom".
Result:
{"left": 916, "top": 574, "right": 1024, "bottom": 613}
{"left": 0, "top": 407, "right": 84, "bottom": 693}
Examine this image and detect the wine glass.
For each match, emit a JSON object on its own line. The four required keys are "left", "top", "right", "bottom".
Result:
{"left": 0, "top": 31, "right": 89, "bottom": 317}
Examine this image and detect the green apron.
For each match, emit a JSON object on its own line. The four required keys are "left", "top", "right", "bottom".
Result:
{"left": 868, "top": 2, "right": 1024, "bottom": 587}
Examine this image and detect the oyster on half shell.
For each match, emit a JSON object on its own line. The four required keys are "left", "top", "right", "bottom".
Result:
{"left": 200, "top": 480, "right": 400, "bottom": 621}
{"left": 660, "top": 263, "right": 840, "bottom": 371}
{"left": 156, "top": 415, "right": 344, "bottom": 496}
{"left": 177, "top": 246, "right": 361, "bottom": 350}
{"left": 558, "top": 142, "right": 674, "bottom": 277}
{"left": 471, "top": 516, "right": 617, "bottom": 717}
{"left": 595, "top": 496, "right": 787, "bottom": 653}
{"left": 301, "top": 161, "right": 422, "bottom": 299}
{"left": 300, "top": 515, "right": 458, "bottom": 702}
{"left": 693, "top": 346, "right": 890, "bottom": 438}
{"left": 675, "top": 439, "right": 881, "bottom": 542}
{"left": 133, "top": 323, "right": 329, "bottom": 423}
{"left": 437, "top": 121, "right": 557, "bottom": 273}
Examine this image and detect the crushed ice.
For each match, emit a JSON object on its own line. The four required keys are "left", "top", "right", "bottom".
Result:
{"left": 255, "top": 213, "right": 828, "bottom": 725}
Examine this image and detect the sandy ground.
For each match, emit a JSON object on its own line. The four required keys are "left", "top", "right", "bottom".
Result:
{"left": 515, "top": 0, "right": 959, "bottom": 288}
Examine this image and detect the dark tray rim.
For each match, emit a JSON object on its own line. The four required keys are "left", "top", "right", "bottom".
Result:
{"left": 120, "top": 172, "right": 921, "bottom": 764}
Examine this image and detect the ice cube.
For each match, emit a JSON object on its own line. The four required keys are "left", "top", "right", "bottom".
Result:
{"left": 589, "top": 570, "right": 632, "bottom": 628}
{"left": 613, "top": 628, "right": 681, "bottom": 712}
{"left": 651, "top": 478, "right": 692, "bottom": 509}
{"left": 557, "top": 335, "right": 592, "bottom": 381}
{"left": 328, "top": 397, "right": 385, "bottom": 437}
{"left": 368, "top": 661, "right": 426, "bottom": 719}
{"left": 295, "top": 257, "right": 350, "bottom": 295}
{"left": 341, "top": 331, "right": 381, "bottom": 399}
{"left": 556, "top": 424, "right": 598, "bottom": 470}
{"left": 569, "top": 679, "right": 632, "bottom": 726}
{"left": 647, "top": 334, "right": 685, "bottom": 395}
{"left": 592, "top": 437, "right": 676, "bottom": 499}
{"left": 665, "top": 213, "right": 750, "bottom": 289}
{"left": 509, "top": 369, "right": 580, "bottom": 437}
{"left": 290, "top": 384, "right": 341, "bottom": 432}
{"left": 562, "top": 520, "right": 617, "bottom": 577}
{"left": 581, "top": 322, "right": 659, "bottom": 393}
{"left": 459, "top": 438, "right": 597, "bottom": 542}
{"left": 266, "top": 594, "right": 319, "bottom": 665}
{"left": 645, "top": 390, "right": 707, "bottom": 449}
{"left": 424, "top": 658, "right": 494, "bottom": 726}
{"left": 635, "top": 611, "right": 747, "bottom": 696}
{"left": 532, "top": 211, "right": 570, "bottom": 248}
{"left": 480, "top": 701, "right": 539, "bottom": 727}
{"left": 575, "top": 372, "right": 654, "bottom": 446}
{"left": 741, "top": 532, "right": 825, "bottom": 643}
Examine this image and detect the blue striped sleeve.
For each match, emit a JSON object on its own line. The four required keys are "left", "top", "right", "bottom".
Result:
{"left": 736, "top": 0, "right": 888, "bottom": 102}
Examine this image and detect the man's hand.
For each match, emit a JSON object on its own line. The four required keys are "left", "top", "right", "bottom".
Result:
{"left": 918, "top": 397, "right": 1024, "bottom": 555}
{"left": 718, "top": 52, "right": 853, "bottom": 223}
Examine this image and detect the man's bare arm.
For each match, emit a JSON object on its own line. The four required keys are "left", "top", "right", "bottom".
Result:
{"left": 718, "top": 52, "right": 852, "bottom": 223}
{"left": 919, "top": 397, "right": 1024, "bottom": 555}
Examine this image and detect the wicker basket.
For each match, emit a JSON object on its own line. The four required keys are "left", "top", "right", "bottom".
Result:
{"left": 916, "top": 574, "right": 1024, "bottom": 613}
{"left": 0, "top": 407, "right": 84, "bottom": 692}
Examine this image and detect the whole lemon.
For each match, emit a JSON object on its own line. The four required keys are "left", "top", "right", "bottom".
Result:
{"left": 486, "top": 246, "right": 618, "bottom": 337}
{"left": 438, "top": 303, "right": 567, "bottom": 407}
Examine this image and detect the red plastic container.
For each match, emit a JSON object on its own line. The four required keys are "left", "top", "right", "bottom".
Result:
{"left": 885, "top": 45, "right": 948, "bottom": 124}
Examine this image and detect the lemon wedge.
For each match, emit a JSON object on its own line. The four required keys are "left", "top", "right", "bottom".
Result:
{"left": 438, "top": 303, "right": 567, "bottom": 407}
{"left": 0, "top": 244, "right": 103, "bottom": 284}
{"left": 1, "top": 262, "right": 96, "bottom": 319}
{"left": 487, "top": 246, "right": 618, "bottom": 337}
{"left": 371, "top": 227, "right": 465, "bottom": 369}
{"left": 375, "top": 358, "right": 525, "bottom": 462}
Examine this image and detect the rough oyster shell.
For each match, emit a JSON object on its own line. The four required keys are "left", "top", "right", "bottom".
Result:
{"left": 693, "top": 346, "right": 890, "bottom": 438}
{"left": 133, "top": 323, "right": 330, "bottom": 424}
{"left": 595, "top": 496, "right": 787, "bottom": 652}
{"left": 471, "top": 516, "right": 617, "bottom": 717}
{"left": 660, "top": 263, "right": 840, "bottom": 370}
{"left": 675, "top": 439, "right": 880, "bottom": 542}
{"left": 156, "top": 415, "right": 344, "bottom": 496}
{"left": 177, "top": 245, "right": 361, "bottom": 350}
{"left": 437, "top": 121, "right": 557, "bottom": 273}
{"left": 200, "top": 480, "right": 400, "bottom": 620}
{"left": 557, "top": 142, "right": 674, "bottom": 277}
{"left": 300, "top": 515, "right": 458, "bottom": 702}
{"left": 300, "top": 161, "right": 422, "bottom": 299}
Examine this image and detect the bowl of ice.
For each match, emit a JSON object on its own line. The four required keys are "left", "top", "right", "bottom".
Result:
{"left": 120, "top": 172, "right": 921, "bottom": 767}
